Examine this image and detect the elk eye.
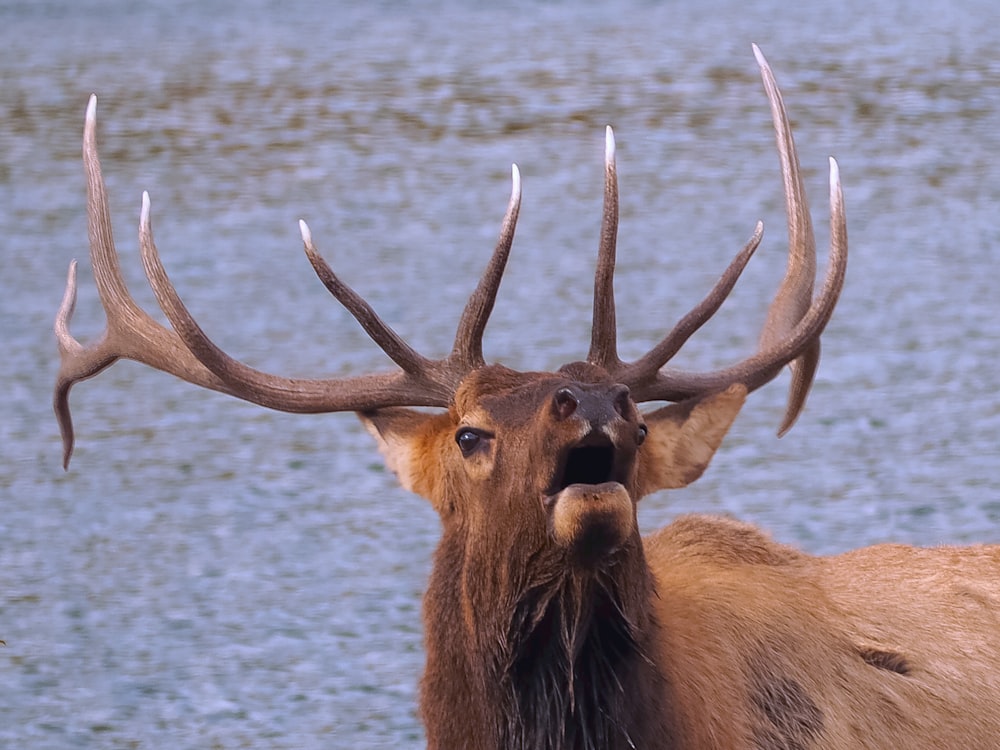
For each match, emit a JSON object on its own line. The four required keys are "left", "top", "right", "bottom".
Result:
{"left": 456, "top": 427, "right": 485, "bottom": 457}
{"left": 637, "top": 424, "right": 648, "bottom": 446}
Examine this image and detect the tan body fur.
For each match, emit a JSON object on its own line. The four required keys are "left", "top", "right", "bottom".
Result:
{"left": 647, "top": 516, "right": 1000, "bottom": 748}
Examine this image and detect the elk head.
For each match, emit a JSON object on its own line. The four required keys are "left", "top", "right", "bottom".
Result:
{"left": 54, "top": 46, "right": 846, "bottom": 747}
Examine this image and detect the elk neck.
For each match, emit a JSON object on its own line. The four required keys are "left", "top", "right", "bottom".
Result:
{"left": 421, "top": 519, "right": 677, "bottom": 750}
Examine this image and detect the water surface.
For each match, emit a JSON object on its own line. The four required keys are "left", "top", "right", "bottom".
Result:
{"left": 2, "top": 1, "right": 999, "bottom": 746}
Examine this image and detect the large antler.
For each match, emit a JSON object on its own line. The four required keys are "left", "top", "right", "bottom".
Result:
{"left": 589, "top": 44, "right": 847, "bottom": 435}
{"left": 54, "top": 95, "right": 521, "bottom": 468}
{"left": 55, "top": 46, "right": 844, "bottom": 467}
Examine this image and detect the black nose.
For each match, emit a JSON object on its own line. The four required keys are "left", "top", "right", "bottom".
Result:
{"left": 551, "top": 384, "right": 631, "bottom": 429}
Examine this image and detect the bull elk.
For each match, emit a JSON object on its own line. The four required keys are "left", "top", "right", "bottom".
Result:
{"left": 54, "top": 45, "right": 1000, "bottom": 749}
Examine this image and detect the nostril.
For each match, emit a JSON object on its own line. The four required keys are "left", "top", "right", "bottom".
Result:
{"left": 613, "top": 385, "right": 632, "bottom": 419}
{"left": 553, "top": 387, "right": 579, "bottom": 420}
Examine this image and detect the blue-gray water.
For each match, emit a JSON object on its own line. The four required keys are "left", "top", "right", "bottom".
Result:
{"left": 2, "top": 0, "right": 999, "bottom": 746}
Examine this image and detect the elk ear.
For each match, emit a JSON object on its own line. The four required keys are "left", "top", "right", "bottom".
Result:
{"left": 636, "top": 383, "right": 748, "bottom": 497}
{"left": 358, "top": 407, "right": 454, "bottom": 503}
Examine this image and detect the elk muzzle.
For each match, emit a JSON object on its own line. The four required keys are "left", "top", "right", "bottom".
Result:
{"left": 543, "top": 383, "right": 641, "bottom": 565}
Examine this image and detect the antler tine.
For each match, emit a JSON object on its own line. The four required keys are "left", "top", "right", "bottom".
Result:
{"left": 752, "top": 43, "right": 820, "bottom": 435}
{"left": 54, "top": 260, "right": 92, "bottom": 469}
{"left": 54, "top": 95, "right": 229, "bottom": 469}
{"left": 138, "top": 193, "right": 455, "bottom": 411}
{"left": 632, "top": 156, "right": 847, "bottom": 407}
{"left": 587, "top": 126, "right": 621, "bottom": 370}
{"left": 622, "top": 221, "right": 764, "bottom": 386}
{"left": 299, "top": 220, "right": 431, "bottom": 376}
{"left": 450, "top": 164, "right": 522, "bottom": 369}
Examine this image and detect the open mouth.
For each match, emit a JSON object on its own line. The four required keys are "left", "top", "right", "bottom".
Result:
{"left": 544, "top": 431, "right": 636, "bottom": 559}
{"left": 546, "top": 432, "right": 623, "bottom": 496}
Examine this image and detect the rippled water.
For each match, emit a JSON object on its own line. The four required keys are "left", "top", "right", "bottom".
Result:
{"left": 2, "top": 0, "right": 999, "bottom": 746}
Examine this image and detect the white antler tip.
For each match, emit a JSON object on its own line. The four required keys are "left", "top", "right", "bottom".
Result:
{"left": 751, "top": 43, "right": 766, "bottom": 67}
{"left": 86, "top": 94, "right": 97, "bottom": 123}
{"left": 510, "top": 163, "right": 521, "bottom": 194}
{"left": 299, "top": 219, "right": 313, "bottom": 246}
{"left": 605, "top": 126, "right": 616, "bottom": 163}
{"left": 828, "top": 156, "right": 840, "bottom": 187}
{"left": 140, "top": 191, "right": 151, "bottom": 227}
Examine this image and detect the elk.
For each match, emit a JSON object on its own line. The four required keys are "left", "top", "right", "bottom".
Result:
{"left": 54, "top": 45, "right": 1000, "bottom": 749}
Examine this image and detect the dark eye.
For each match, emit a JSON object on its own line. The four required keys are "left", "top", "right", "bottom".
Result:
{"left": 637, "top": 424, "right": 648, "bottom": 446}
{"left": 456, "top": 428, "right": 484, "bottom": 457}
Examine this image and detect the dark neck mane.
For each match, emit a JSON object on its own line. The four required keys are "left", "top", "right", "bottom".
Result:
{"left": 495, "top": 564, "right": 670, "bottom": 750}
{"left": 420, "top": 535, "right": 677, "bottom": 750}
